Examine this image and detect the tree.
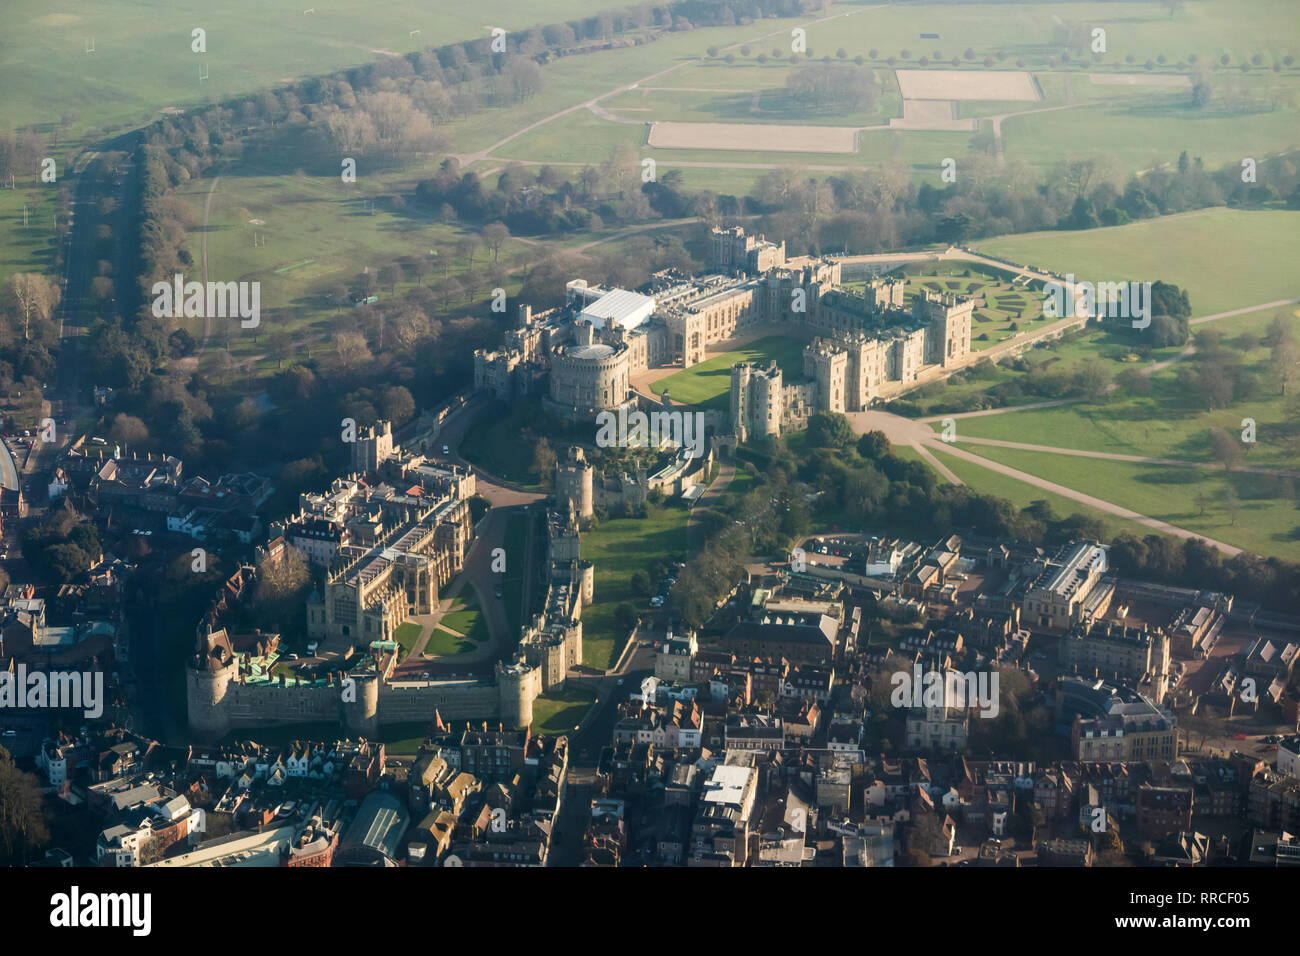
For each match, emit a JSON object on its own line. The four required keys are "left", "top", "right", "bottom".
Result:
{"left": 334, "top": 330, "right": 372, "bottom": 373}
{"left": 252, "top": 546, "right": 311, "bottom": 635}
{"left": 378, "top": 263, "right": 403, "bottom": 293}
{"left": 856, "top": 430, "right": 892, "bottom": 460}
{"left": 0, "top": 748, "right": 48, "bottom": 864}
{"left": 109, "top": 414, "right": 149, "bottom": 449}
{"left": 629, "top": 570, "right": 652, "bottom": 598}
{"left": 806, "top": 411, "right": 855, "bottom": 450}
{"left": 4, "top": 274, "right": 60, "bottom": 341}
{"left": 1209, "top": 427, "right": 1243, "bottom": 471}
{"left": 268, "top": 330, "right": 292, "bottom": 369}
{"left": 532, "top": 437, "right": 557, "bottom": 483}
{"left": 481, "top": 222, "right": 510, "bottom": 262}
{"left": 382, "top": 385, "right": 415, "bottom": 426}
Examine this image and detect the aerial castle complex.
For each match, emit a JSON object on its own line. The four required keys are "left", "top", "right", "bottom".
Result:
{"left": 187, "top": 423, "right": 592, "bottom": 739}
{"left": 474, "top": 227, "right": 972, "bottom": 438}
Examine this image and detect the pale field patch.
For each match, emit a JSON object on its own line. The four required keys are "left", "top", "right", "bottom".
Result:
{"left": 896, "top": 69, "right": 1040, "bottom": 101}
{"left": 1089, "top": 73, "right": 1193, "bottom": 87}
{"left": 892, "top": 99, "right": 976, "bottom": 131}
{"left": 647, "top": 121, "right": 858, "bottom": 153}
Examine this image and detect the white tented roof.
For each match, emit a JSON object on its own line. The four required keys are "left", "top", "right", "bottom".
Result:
{"left": 580, "top": 289, "right": 655, "bottom": 330}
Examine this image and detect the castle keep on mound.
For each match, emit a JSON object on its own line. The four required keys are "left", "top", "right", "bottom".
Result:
{"left": 473, "top": 227, "right": 971, "bottom": 436}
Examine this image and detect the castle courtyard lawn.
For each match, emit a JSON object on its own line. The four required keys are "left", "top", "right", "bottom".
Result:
{"left": 424, "top": 627, "right": 478, "bottom": 657}
{"left": 393, "top": 622, "right": 423, "bottom": 660}
{"left": 440, "top": 594, "right": 487, "bottom": 643}
{"left": 651, "top": 336, "right": 808, "bottom": 409}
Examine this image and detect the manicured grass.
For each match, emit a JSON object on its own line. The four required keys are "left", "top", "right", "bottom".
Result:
{"left": 1001, "top": 100, "right": 1300, "bottom": 176}
{"left": 441, "top": 593, "right": 487, "bottom": 643}
{"left": 976, "top": 209, "right": 1300, "bottom": 319}
{"left": 949, "top": 311, "right": 1299, "bottom": 469}
{"left": 799, "top": 0, "right": 1298, "bottom": 73}
{"left": 393, "top": 621, "right": 423, "bottom": 658}
{"left": 424, "top": 627, "right": 478, "bottom": 656}
{"left": 0, "top": 180, "right": 59, "bottom": 286}
{"left": 651, "top": 335, "right": 808, "bottom": 409}
{"left": 530, "top": 685, "right": 597, "bottom": 736}
{"left": 580, "top": 503, "right": 689, "bottom": 670}
{"left": 946, "top": 442, "right": 1300, "bottom": 560}
{"left": 501, "top": 512, "right": 529, "bottom": 641}
{"left": 923, "top": 444, "right": 1148, "bottom": 542}
{"left": 177, "top": 159, "right": 522, "bottom": 378}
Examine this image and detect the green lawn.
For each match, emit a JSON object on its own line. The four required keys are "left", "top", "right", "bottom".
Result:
{"left": 530, "top": 685, "right": 597, "bottom": 736}
{"left": 651, "top": 335, "right": 808, "bottom": 409}
{"left": 501, "top": 512, "right": 529, "bottom": 642}
{"left": 440, "top": 593, "right": 487, "bottom": 643}
{"left": 580, "top": 503, "right": 689, "bottom": 670}
{"left": 0, "top": 0, "right": 629, "bottom": 136}
{"left": 976, "top": 209, "right": 1300, "bottom": 319}
{"left": 424, "top": 627, "right": 478, "bottom": 657}
{"left": 0, "top": 180, "right": 59, "bottom": 286}
{"left": 944, "top": 442, "right": 1300, "bottom": 560}
{"left": 923, "top": 444, "right": 1149, "bottom": 542}
{"left": 946, "top": 308, "right": 1299, "bottom": 468}
{"left": 393, "top": 621, "right": 423, "bottom": 659}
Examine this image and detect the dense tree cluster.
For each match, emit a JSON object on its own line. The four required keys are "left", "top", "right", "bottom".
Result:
{"left": 737, "top": 152, "right": 1300, "bottom": 258}
{"left": 21, "top": 509, "right": 102, "bottom": 585}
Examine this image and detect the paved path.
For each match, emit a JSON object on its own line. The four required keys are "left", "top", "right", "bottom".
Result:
{"left": 200, "top": 173, "right": 221, "bottom": 349}
{"left": 688, "top": 460, "right": 735, "bottom": 551}
{"left": 949, "top": 434, "right": 1300, "bottom": 479}
{"left": 1191, "top": 298, "right": 1300, "bottom": 326}
{"left": 926, "top": 440, "right": 1243, "bottom": 555}
{"left": 841, "top": 408, "right": 1246, "bottom": 556}
{"left": 912, "top": 442, "right": 963, "bottom": 485}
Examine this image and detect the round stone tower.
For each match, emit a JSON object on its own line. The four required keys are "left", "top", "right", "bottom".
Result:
{"left": 496, "top": 659, "right": 539, "bottom": 730}
{"left": 187, "top": 658, "right": 234, "bottom": 741}
{"left": 342, "top": 673, "right": 381, "bottom": 739}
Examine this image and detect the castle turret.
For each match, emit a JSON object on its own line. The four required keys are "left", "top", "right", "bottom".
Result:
{"left": 556, "top": 446, "right": 594, "bottom": 519}
{"left": 496, "top": 658, "right": 540, "bottom": 729}
{"left": 341, "top": 672, "right": 381, "bottom": 738}
{"left": 187, "top": 637, "right": 236, "bottom": 741}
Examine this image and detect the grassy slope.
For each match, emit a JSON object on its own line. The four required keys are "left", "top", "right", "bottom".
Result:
{"left": 580, "top": 504, "right": 688, "bottom": 670}
{"left": 976, "top": 209, "right": 1300, "bottom": 318}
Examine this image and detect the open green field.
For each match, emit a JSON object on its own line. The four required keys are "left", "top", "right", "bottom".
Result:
{"left": 176, "top": 154, "right": 531, "bottom": 381}
{"left": 800, "top": 1, "right": 1299, "bottom": 69}
{"left": 579, "top": 503, "right": 689, "bottom": 670}
{"left": 0, "top": 180, "right": 59, "bottom": 286}
{"left": 924, "top": 443, "right": 1156, "bottom": 542}
{"left": 945, "top": 442, "right": 1300, "bottom": 560}
{"left": 530, "top": 685, "right": 597, "bottom": 736}
{"left": 650, "top": 335, "right": 808, "bottom": 409}
{"left": 976, "top": 208, "right": 1300, "bottom": 318}
{"left": 0, "top": 0, "right": 626, "bottom": 136}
